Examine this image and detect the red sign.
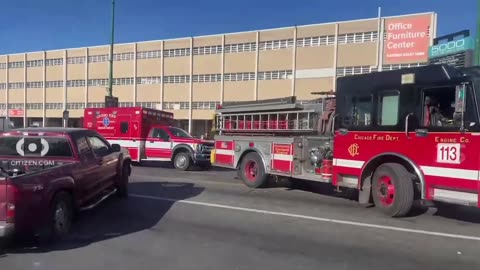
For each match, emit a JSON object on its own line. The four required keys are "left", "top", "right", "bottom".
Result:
{"left": 9, "top": 109, "right": 24, "bottom": 117}
{"left": 384, "top": 15, "right": 431, "bottom": 64}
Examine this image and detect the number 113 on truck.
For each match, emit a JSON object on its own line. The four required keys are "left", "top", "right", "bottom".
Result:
{"left": 210, "top": 64, "right": 480, "bottom": 217}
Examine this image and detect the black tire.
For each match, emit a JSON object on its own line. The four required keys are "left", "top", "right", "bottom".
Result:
{"left": 116, "top": 163, "right": 130, "bottom": 198}
{"left": 173, "top": 152, "right": 192, "bottom": 171}
{"left": 238, "top": 152, "right": 268, "bottom": 188}
{"left": 38, "top": 191, "right": 74, "bottom": 244}
{"left": 372, "top": 163, "right": 414, "bottom": 217}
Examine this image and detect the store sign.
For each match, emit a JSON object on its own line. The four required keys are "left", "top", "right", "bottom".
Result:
{"left": 429, "top": 50, "right": 474, "bottom": 68}
{"left": 9, "top": 109, "right": 24, "bottom": 117}
{"left": 384, "top": 15, "right": 432, "bottom": 64}
{"left": 429, "top": 37, "right": 475, "bottom": 58}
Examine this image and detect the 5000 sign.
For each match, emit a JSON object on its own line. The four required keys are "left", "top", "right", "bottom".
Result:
{"left": 429, "top": 37, "right": 474, "bottom": 58}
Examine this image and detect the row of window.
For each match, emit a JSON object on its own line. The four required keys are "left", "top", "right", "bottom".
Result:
{"left": 0, "top": 70, "right": 294, "bottom": 89}
{"left": 336, "top": 63, "right": 427, "bottom": 77}
{"left": 5, "top": 101, "right": 222, "bottom": 110}
{"left": 0, "top": 31, "right": 386, "bottom": 69}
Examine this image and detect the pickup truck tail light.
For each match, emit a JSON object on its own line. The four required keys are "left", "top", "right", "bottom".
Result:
{"left": 5, "top": 184, "right": 18, "bottom": 223}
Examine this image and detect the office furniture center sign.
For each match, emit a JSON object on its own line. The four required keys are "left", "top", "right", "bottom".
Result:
{"left": 384, "top": 15, "right": 432, "bottom": 64}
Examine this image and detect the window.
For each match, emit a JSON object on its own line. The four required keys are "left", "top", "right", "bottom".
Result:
{"left": 150, "top": 128, "right": 170, "bottom": 140}
{"left": 421, "top": 85, "right": 475, "bottom": 128}
{"left": 45, "top": 58, "right": 63, "bottom": 66}
{"left": 378, "top": 91, "right": 400, "bottom": 126}
{"left": 120, "top": 122, "right": 129, "bottom": 134}
{"left": 343, "top": 96, "right": 372, "bottom": 126}
{"left": 87, "top": 136, "right": 111, "bottom": 156}
{"left": 168, "top": 127, "right": 192, "bottom": 138}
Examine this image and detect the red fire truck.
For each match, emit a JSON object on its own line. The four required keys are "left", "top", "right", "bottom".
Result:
{"left": 83, "top": 107, "right": 213, "bottom": 171}
{"left": 211, "top": 64, "right": 480, "bottom": 217}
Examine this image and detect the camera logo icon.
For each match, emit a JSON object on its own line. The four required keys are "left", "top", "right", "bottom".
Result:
{"left": 16, "top": 137, "right": 50, "bottom": 156}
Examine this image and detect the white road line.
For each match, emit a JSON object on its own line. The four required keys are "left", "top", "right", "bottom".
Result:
{"left": 130, "top": 193, "right": 480, "bottom": 242}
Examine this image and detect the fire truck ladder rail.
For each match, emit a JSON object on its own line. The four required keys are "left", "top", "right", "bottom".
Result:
{"left": 216, "top": 109, "right": 318, "bottom": 133}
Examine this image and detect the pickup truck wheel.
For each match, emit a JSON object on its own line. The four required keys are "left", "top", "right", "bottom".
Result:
{"left": 372, "top": 163, "right": 414, "bottom": 217}
{"left": 116, "top": 164, "right": 130, "bottom": 198}
{"left": 38, "top": 192, "right": 73, "bottom": 244}
{"left": 173, "top": 152, "right": 192, "bottom": 171}
{"left": 239, "top": 152, "right": 268, "bottom": 188}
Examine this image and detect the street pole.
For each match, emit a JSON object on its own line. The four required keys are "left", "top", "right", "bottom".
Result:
{"left": 476, "top": 0, "right": 480, "bottom": 65}
{"left": 108, "top": 0, "right": 116, "bottom": 97}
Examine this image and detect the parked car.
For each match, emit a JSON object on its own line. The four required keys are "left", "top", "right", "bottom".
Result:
{"left": 0, "top": 128, "right": 131, "bottom": 244}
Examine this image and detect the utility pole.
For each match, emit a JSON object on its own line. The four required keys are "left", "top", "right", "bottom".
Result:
{"left": 108, "top": 0, "right": 116, "bottom": 96}
{"left": 476, "top": 0, "right": 480, "bottom": 65}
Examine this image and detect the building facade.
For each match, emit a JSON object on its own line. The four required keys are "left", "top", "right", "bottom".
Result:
{"left": 0, "top": 12, "right": 437, "bottom": 136}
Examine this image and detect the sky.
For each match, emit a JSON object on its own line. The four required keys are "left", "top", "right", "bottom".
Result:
{"left": 0, "top": 0, "right": 477, "bottom": 54}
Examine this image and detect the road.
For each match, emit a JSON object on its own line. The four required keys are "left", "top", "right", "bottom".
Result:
{"left": 1, "top": 163, "right": 480, "bottom": 270}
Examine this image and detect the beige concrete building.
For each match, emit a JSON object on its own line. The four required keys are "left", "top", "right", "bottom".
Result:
{"left": 0, "top": 12, "right": 437, "bottom": 136}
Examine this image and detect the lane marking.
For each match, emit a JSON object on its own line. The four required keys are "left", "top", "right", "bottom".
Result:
{"left": 131, "top": 193, "right": 480, "bottom": 242}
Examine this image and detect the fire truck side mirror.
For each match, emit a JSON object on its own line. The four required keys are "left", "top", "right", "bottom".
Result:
{"left": 455, "top": 84, "right": 466, "bottom": 113}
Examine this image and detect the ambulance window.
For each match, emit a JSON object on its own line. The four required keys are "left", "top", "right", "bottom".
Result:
{"left": 377, "top": 91, "right": 399, "bottom": 126}
{"left": 120, "top": 122, "right": 129, "bottom": 134}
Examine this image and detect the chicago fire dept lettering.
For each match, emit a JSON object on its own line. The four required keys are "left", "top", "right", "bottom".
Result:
{"left": 354, "top": 134, "right": 400, "bottom": 142}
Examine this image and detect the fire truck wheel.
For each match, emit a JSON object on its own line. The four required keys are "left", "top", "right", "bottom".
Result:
{"left": 372, "top": 163, "right": 414, "bottom": 217}
{"left": 173, "top": 152, "right": 192, "bottom": 171}
{"left": 239, "top": 152, "right": 268, "bottom": 188}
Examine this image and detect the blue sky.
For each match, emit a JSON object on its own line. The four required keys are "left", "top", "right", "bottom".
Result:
{"left": 0, "top": 0, "right": 477, "bottom": 54}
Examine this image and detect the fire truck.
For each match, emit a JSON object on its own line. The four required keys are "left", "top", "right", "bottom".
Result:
{"left": 211, "top": 64, "right": 480, "bottom": 217}
{"left": 83, "top": 107, "right": 213, "bottom": 171}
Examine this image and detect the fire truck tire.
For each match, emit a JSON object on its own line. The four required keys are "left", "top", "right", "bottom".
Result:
{"left": 173, "top": 152, "right": 192, "bottom": 171}
{"left": 239, "top": 152, "right": 268, "bottom": 188}
{"left": 372, "top": 163, "right": 414, "bottom": 217}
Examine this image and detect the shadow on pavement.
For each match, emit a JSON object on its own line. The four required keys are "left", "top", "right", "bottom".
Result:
{"left": 2, "top": 181, "right": 204, "bottom": 254}
{"left": 432, "top": 202, "right": 480, "bottom": 224}
{"left": 135, "top": 160, "right": 233, "bottom": 172}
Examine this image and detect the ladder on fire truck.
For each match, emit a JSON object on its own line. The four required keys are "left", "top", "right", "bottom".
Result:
{"left": 215, "top": 94, "right": 336, "bottom": 135}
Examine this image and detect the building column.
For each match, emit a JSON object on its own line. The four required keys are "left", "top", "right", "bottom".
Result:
{"left": 333, "top": 24, "right": 339, "bottom": 91}
{"left": 220, "top": 34, "right": 225, "bottom": 104}
{"left": 42, "top": 51, "right": 46, "bottom": 127}
{"left": 84, "top": 48, "right": 89, "bottom": 109}
{"left": 291, "top": 26, "right": 297, "bottom": 96}
{"left": 63, "top": 50, "right": 68, "bottom": 127}
{"left": 160, "top": 40, "right": 164, "bottom": 110}
{"left": 133, "top": 43, "right": 137, "bottom": 106}
{"left": 5, "top": 55, "right": 9, "bottom": 122}
{"left": 188, "top": 37, "right": 193, "bottom": 133}
{"left": 23, "top": 53, "right": 27, "bottom": 128}
{"left": 377, "top": 10, "right": 385, "bottom": 72}
{"left": 254, "top": 31, "right": 260, "bottom": 100}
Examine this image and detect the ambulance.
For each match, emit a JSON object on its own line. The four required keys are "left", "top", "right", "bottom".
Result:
{"left": 84, "top": 107, "right": 213, "bottom": 171}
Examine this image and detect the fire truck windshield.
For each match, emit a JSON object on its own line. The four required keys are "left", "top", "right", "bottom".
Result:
{"left": 168, "top": 127, "right": 193, "bottom": 138}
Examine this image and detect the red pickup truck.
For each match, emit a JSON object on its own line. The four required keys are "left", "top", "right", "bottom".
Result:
{"left": 0, "top": 128, "right": 131, "bottom": 244}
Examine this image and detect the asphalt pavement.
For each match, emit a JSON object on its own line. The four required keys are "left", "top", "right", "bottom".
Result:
{"left": 1, "top": 162, "right": 480, "bottom": 270}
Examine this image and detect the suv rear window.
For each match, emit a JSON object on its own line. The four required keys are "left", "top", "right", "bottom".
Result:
{"left": 0, "top": 136, "right": 73, "bottom": 157}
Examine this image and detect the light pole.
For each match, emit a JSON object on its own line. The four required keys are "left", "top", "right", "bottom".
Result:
{"left": 108, "top": 0, "right": 115, "bottom": 97}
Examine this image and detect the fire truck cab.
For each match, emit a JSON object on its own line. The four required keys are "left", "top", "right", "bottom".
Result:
{"left": 84, "top": 107, "right": 213, "bottom": 171}
{"left": 211, "top": 64, "right": 480, "bottom": 217}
